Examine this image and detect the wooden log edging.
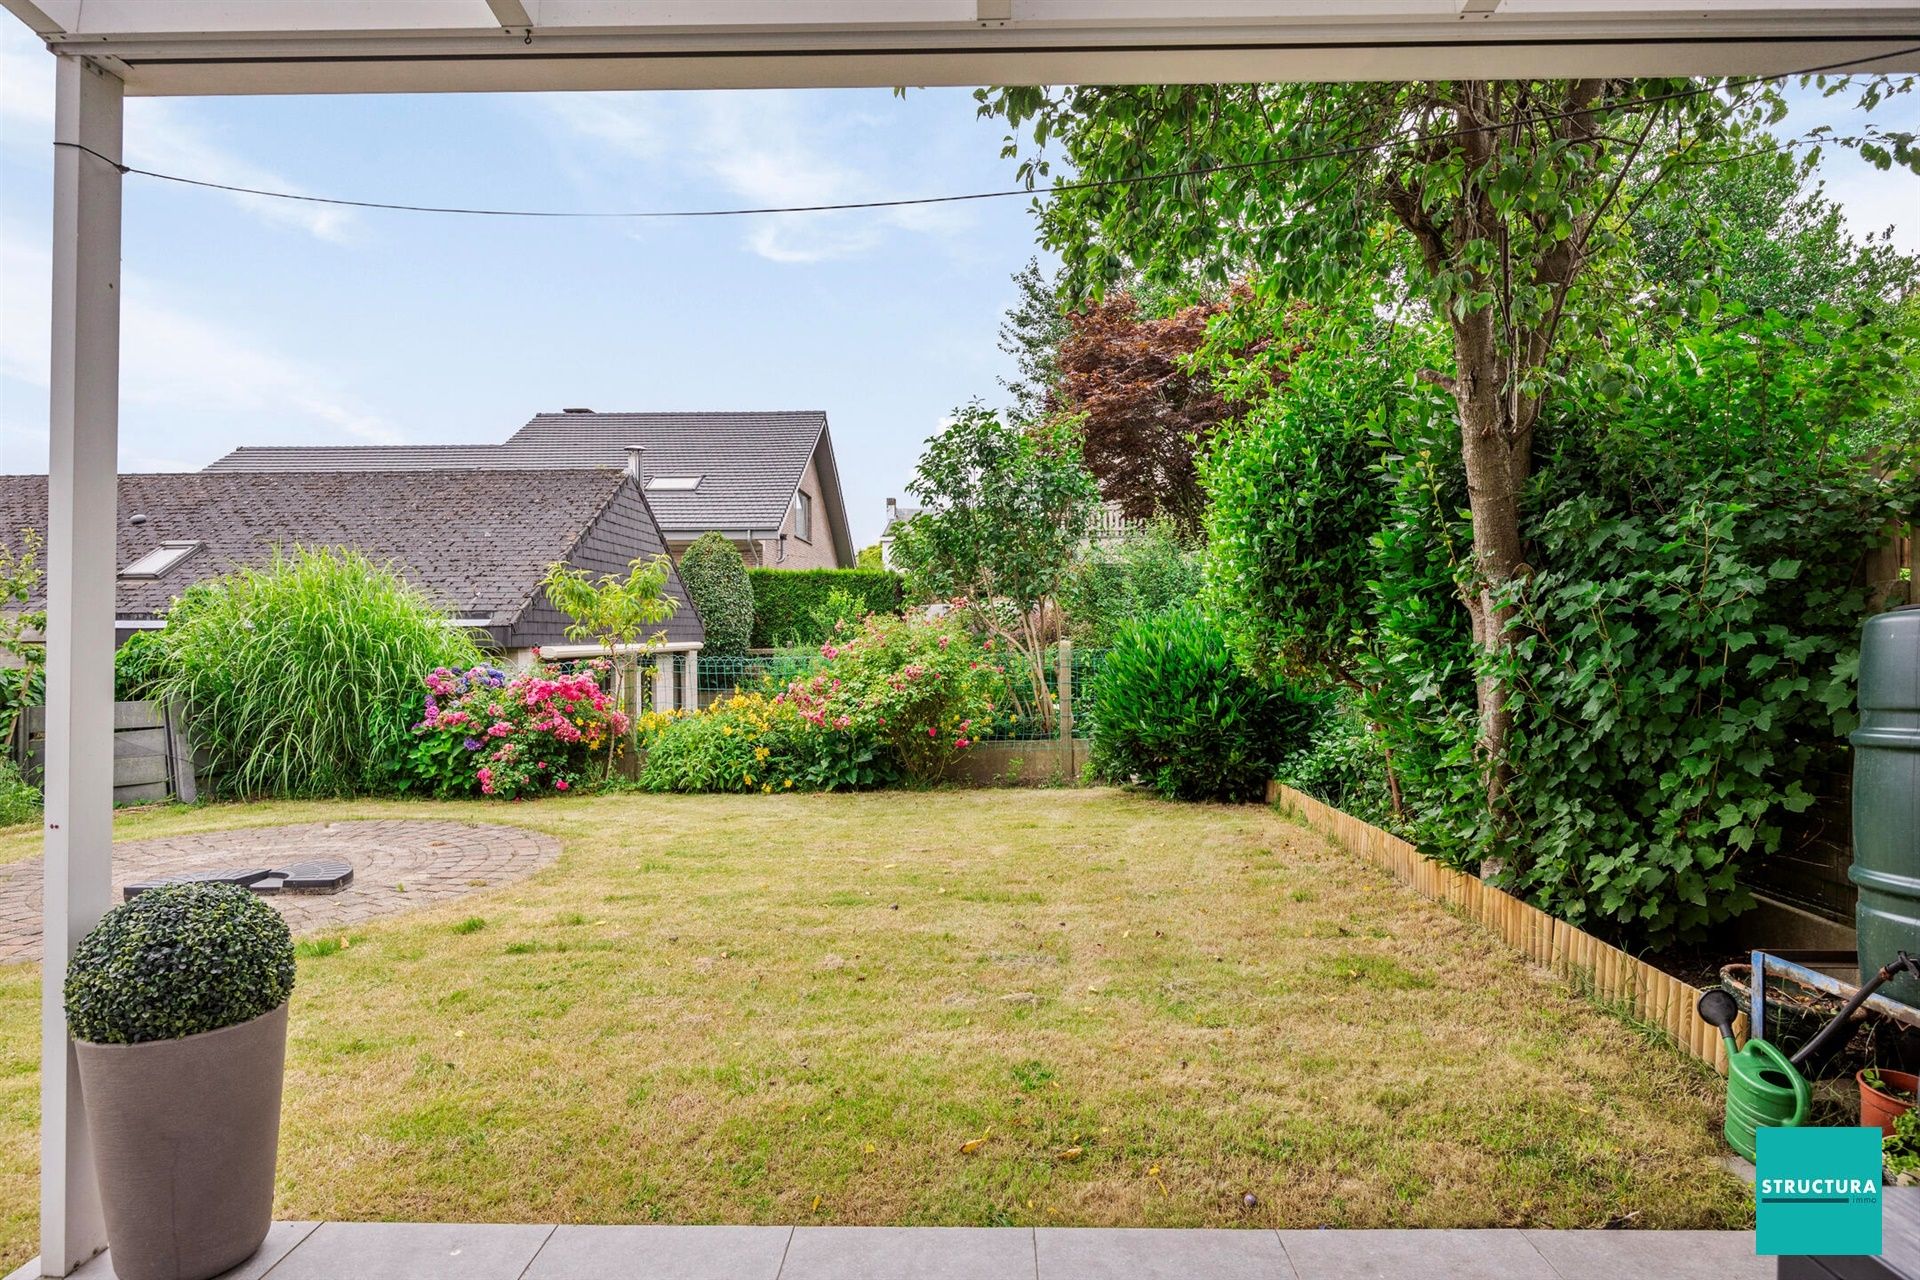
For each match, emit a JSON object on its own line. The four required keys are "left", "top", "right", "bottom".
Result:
{"left": 1267, "top": 781, "right": 1732, "bottom": 1076}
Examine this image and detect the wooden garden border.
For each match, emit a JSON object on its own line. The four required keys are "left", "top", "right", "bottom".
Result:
{"left": 1267, "top": 781, "right": 1736, "bottom": 1075}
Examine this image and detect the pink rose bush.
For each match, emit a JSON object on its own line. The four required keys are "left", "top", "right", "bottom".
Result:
{"left": 406, "top": 660, "right": 628, "bottom": 799}
{"left": 783, "top": 611, "right": 1002, "bottom": 784}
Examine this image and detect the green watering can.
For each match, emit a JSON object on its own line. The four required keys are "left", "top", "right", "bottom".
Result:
{"left": 1697, "top": 988, "right": 1809, "bottom": 1162}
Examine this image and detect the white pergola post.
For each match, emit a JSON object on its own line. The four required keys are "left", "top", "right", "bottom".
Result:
{"left": 40, "top": 52, "right": 122, "bottom": 1280}
{"left": 653, "top": 655, "right": 676, "bottom": 713}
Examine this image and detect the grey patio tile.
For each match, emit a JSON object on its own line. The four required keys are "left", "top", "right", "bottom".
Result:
{"left": 259, "top": 1221, "right": 554, "bottom": 1280}
{"left": 522, "top": 1225, "right": 792, "bottom": 1279}
{"left": 1035, "top": 1228, "right": 1293, "bottom": 1279}
{"left": 779, "top": 1227, "right": 1035, "bottom": 1280}
{"left": 1276, "top": 1229, "right": 1556, "bottom": 1279}
{"left": 57, "top": 1220, "right": 320, "bottom": 1280}
{"left": 1521, "top": 1230, "right": 1769, "bottom": 1280}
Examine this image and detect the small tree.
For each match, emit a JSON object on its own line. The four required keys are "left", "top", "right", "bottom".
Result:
{"left": 541, "top": 554, "right": 678, "bottom": 770}
{"left": 890, "top": 404, "right": 1097, "bottom": 731}
{"left": 677, "top": 532, "right": 753, "bottom": 657}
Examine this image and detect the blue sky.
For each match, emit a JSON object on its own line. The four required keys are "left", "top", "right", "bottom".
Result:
{"left": 1, "top": 20, "right": 1916, "bottom": 546}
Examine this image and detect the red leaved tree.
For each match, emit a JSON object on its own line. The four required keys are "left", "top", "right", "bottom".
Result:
{"left": 1052, "top": 291, "right": 1259, "bottom": 535}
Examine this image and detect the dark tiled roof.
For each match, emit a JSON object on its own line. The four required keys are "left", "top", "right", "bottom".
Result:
{"left": 207, "top": 410, "right": 830, "bottom": 533}
{"left": 0, "top": 469, "right": 704, "bottom": 647}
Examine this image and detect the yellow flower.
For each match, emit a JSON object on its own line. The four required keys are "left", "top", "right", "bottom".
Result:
{"left": 784, "top": 779, "right": 793, "bottom": 788}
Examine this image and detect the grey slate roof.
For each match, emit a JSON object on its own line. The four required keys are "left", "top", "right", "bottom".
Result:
{"left": 0, "top": 469, "right": 704, "bottom": 649}
{"left": 206, "top": 410, "right": 836, "bottom": 536}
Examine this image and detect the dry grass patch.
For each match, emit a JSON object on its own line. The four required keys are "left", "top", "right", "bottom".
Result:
{"left": 0, "top": 789, "right": 1746, "bottom": 1270}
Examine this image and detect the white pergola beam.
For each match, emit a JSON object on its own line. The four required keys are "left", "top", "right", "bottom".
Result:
{"left": 4, "top": 0, "right": 1920, "bottom": 93}
{"left": 40, "top": 51, "right": 120, "bottom": 1280}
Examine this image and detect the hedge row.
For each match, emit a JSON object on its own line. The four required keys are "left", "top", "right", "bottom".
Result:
{"left": 747, "top": 569, "right": 903, "bottom": 648}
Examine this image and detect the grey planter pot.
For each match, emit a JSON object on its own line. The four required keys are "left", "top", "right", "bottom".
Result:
{"left": 75, "top": 1002, "right": 288, "bottom": 1280}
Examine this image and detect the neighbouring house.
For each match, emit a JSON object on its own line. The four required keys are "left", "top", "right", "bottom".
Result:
{"left": 0, "top": 468, "right": 705, "bottom": 671}
{"left": 207, "top": 409, "right": 856, "bottom": 570}
{"left": 878, "top": 496, "right": 921, "bottom": 571}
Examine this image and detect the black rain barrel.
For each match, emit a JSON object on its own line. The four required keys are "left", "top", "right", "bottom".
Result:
{"left": 1852, "top": 604, "right": 1920, "bottom": 1009}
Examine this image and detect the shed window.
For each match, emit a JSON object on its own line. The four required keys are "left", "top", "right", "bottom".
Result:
{"left": 119, "top": 540, "right": 201, "bottom": 579}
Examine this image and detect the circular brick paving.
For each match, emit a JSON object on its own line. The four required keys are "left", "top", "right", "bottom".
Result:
{"left": 0, "top": 820, "right": 560, "bottom": 964}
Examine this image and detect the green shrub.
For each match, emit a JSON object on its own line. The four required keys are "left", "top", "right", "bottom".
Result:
{"left": 0, "top": 756, "right": 40, "bottom": 827}
{"left": 154, "top": 547, "right": 484, "bottom": 798}
{"left": 1059, "top": 518, "right": 1203, "bottom": 648}
{"left": 677, "top": 533, "right": 754, "bottom": 657}
{"left": 114, "top": 629, "right": 168, "bottom": 701}
{"left": 64, "top": 883, "right": 295, "bottom": 1045}
{"left": 747, "top": 569, "right": 902, "bottom": 648}
{"left": 1276, "top": 699, "right": 1398, "bottom": 829}
{"left": 1090, "top": 606, "right": 1318, "bottom": 802}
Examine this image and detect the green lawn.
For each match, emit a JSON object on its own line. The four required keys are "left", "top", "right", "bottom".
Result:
{"left": 0, "top": 789, "right": 1748, "bottom": 1270}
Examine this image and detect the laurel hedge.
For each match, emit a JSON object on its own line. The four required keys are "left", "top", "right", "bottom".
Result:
{"left": 747, "top": 569, "right": 902, "bottom": 649}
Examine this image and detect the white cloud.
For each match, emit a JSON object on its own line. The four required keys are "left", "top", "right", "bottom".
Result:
{"left": 0, "top": 231, "right": 401, "bottom": 470}
{"left": 539, "top": 89, "right": 972, "bottom": 264}
{"left": 0, "top": 23, "right": 354, "bottom": 243}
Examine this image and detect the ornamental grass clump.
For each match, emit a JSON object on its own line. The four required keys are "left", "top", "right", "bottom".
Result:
{"left": 410, "top": 659, "right": 629, "bottom": 799}
{"left": 154, "top": 547, "right": 484, "bottom": 798}
{"left": 65, "top": 883, "right": 295, "bottom": 1045}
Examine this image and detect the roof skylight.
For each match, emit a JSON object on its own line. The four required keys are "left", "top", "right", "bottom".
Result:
{"left": 119, "top": 540, "right": 201, "bottom": 580}
{"left": 645, "top": 476, "right": 703, "bottom": 492}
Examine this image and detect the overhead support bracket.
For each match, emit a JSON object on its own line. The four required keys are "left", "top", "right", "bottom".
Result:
{"left": 485, "top": 0, "right": 534, "bottom": 34}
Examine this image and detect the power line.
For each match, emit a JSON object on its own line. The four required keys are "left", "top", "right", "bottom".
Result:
{"left": 49, "top": 45, "right": 1920, "bottom": 220}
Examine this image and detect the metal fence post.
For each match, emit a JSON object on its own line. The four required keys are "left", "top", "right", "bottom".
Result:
{"left": 1056, "top": 639, "right": 1073, "bottom": 742}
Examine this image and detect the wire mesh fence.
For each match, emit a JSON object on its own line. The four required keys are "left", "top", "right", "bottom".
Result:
{"left": 695, "top": 652, "right": 825, "bottom": 704}
{"left": 973, "top": 644, "right": 1106, "bottom": 741}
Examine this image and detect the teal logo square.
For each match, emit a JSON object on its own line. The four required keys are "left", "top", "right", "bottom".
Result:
{"left": 1756, "top": 1126, "right": 1883, "bottom": 1255}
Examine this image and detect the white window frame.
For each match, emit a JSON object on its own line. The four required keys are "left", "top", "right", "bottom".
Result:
{"left": 645, "top": 475, "right": 703, "bottom": 492}
{"left": 118, "top": 540, "right": 200, "bottom": 580}
{"left": 794, "top": 490, "right": 813, "bottom": 543}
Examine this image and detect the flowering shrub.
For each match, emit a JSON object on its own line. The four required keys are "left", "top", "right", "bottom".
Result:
{"left": 634, "top": 613, "right": 999, "bottom": 793}
{"left": 407, "top": 660, "right": 628, "bottom": 799}
{"left": 637, "top": 692, "right": 892, "bottom": 793}
{"left": 798, "top": 611, "right": 1002, "bottom": 783}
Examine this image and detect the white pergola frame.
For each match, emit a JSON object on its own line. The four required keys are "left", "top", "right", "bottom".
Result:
{"left": 8, "top": 3, "right": 1920, "bottom": 1276}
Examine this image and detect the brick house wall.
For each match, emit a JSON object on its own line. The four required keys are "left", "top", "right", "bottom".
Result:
{"left": 767, "top": 451, "right": 840, "bottom": 570}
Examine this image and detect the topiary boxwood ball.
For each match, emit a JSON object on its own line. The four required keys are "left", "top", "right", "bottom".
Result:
{"left": 65, "top": 882, "right": 296, "bottom": 1045}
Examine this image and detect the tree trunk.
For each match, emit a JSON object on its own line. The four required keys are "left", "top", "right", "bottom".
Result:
{"left": 1450, "top": 303, "right": 1530, "bottom": 825}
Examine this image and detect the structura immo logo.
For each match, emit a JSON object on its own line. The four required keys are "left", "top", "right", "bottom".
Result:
{"left": 1756, "top": 1127, "right": 1884, "bottom": 1256}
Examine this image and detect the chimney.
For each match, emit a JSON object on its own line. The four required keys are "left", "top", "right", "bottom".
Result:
{"left": 626, "top": 446, "right": 645, "bottom": 486}
{"left": 885, "top": 497, "right": 897, "bottom": 521}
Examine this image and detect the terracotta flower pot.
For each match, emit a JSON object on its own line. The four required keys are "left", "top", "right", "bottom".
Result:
{"left": 1859, "top": 1067, "right": 1920, "bottom": 1137}
{"left": 75, "top": 1002, "right": 288, "bottom": 1280}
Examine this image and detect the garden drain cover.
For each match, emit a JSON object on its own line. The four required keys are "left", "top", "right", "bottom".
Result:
{"left": 124, "top": 858, "right": 354, "bottom": 900}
